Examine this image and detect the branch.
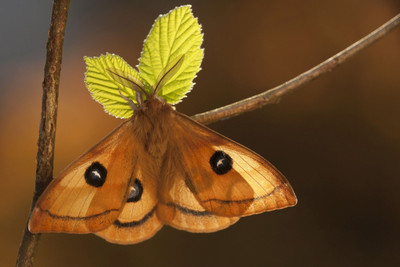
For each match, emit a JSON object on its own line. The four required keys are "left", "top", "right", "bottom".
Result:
{"left": 16, "top": 0, "right": 70, "bottom": 266}
{"left": 192, "top": 13, "right": 400, "bottom": 125}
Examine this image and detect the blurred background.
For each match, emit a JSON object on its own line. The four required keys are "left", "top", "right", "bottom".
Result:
{"left": 1, "top": 0, "right": 400, "bottom": 266}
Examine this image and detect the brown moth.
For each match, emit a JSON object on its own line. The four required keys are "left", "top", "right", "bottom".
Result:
{"left": 29, "top": 53, "right": 297, "bottom": 245}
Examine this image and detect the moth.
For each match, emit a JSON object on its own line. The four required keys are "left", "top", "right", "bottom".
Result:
{"left": 29, "top": 34, "right": 296, "bottom": 244}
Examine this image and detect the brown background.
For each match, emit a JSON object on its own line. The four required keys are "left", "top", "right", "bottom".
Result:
{"left": 1, "top": 0, "right": 400, "bottom": 266}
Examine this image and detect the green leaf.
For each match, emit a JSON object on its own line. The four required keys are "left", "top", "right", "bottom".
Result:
{"left": 139, "top": 5, "right": 204, "bottom": 104}
{"left": 84, "top": 53, "right": 146, "bottom": 118}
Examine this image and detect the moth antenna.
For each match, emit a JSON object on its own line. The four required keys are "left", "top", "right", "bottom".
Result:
{"left": 136, "top": 91, "right": 143, "bottom": 107}
{"left": 118, "top": 87, "right": 138, "bottom": 110}
{"left": 153, "top": 54, "right": 185, "bottom": 95}
{"left": 107, "top": 69, "right": 150, "bottom": 97}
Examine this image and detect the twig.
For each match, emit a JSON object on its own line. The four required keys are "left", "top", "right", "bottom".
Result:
{"left": 192, "top": 13, "right": 400, "bottom": 125}
{"left": 16, "top": 0, "right": 70, "bottom": 266}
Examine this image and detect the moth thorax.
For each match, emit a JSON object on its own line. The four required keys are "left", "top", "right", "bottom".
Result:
{"left": 134, "top": 102, "right": 173, "bottom": 159}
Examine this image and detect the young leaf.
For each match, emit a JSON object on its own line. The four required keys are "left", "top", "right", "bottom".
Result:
{"left": 84, "top": 53, "right": 146, "bottom": 118}
{"left": 139, "top": 5, "right": 203, "bottom": 104}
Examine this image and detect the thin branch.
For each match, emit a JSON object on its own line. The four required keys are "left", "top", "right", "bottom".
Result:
{"left": 16, "top": 0, "right": 70, "bottom": 266}
{"left": 192, "top": 13, "right": 400, "bottom": 125}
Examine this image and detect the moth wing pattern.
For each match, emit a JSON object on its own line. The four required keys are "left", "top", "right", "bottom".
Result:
{"left": 158, "top": 149, "right": 240, "bottom": 232}
{"left": 165, "top": 112, "right": 297, "bottom": 218}
{"left": 95, "top": 162, "right": 163, "bottom": 244}
{"left": 29, "top": 120, "right": 137, "bottom": 233}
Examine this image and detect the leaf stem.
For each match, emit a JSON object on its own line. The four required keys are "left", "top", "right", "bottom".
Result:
{"left": 15, "top": 0, "right": 70, "bottom": 266}
{"left": 192, "top": 13, "right": 400, "bottom": 125}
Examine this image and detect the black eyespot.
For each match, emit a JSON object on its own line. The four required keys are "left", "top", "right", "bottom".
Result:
{"left": 127, "top": 179, "right": 143, "bottom": 203}
{"left": 84, "top": 162, "right": 107, "bottom": 187}
{"left": 209, "top": 150, "right": 233, "bottom": 175}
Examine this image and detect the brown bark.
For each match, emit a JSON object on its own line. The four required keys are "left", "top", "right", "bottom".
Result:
{"left": 15, "top": 1, "right": 71, "bottom": 266}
